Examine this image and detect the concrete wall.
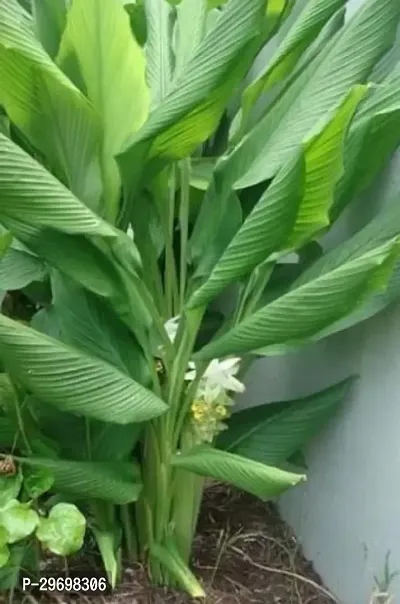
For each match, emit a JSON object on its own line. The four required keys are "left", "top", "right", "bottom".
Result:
{"left": 239, "top": 1, "right": 400, "bottom": 602}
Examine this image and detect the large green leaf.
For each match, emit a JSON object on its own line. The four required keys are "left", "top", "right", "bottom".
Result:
{"left": 32, "top": 0, "right": 67, "bottom": 58}
{"left": 0, "top": 247, "right": 47, "bottom": 291}
{"left": 0, "top": 500, "right": 39, "bottom": 544}
{"left": 0, "top": 419, "right": 17, "bottom": 449}
{"left": 191, "top": 189, "right": 243, "bottom": 281}
{"left": 59, "top": 0, "right": 150, "bottom": 221}
{"left": 172, "top": 445, "right": 305, "bottom": 500}
{"left": 19, "top": 457, "right": 141, "bottom": 504}
{"left": 188, "top": 150, "right": 304, "bottom": 307}
{"left": 0, "top": 0, "right": 102, "bottom": 210}
{"left": 227, "top": 0, "right": 400, "bottom": 190}
{"left": 0, "top": 476, "right": 22, "bottom": 509}
{"left": 298, "top": 189, "right": 400, "bottom": 287}
{"left": 6, "top": 226, "right": 121, "bottom": 300}
{"left": 232, "top": 6, "right": 346, "bottom": 141}
{"left": 0, "top": 134, "right": 113, "bottom": 238}
{"left": 257, "top": 258, "right": 400, "bottom": 356}
{"left": 189, "top": 42, "right": 338, "bottom": 268}
{"left": 252, "top": 189, "right": 400, "bottom": 354}
{"left": 195, "top": 238, "right": 400, "bottom": 359}
{"left": 118, "top": 0, "right": 267, "bottom": 196}
{"left": 240, "top": 0, "right": 345, "bottom": 135}
{"left": 287, "top": 84, "right": 366, "bottom": 247}
{"left": 36, "top": 503, "right": 86, "bottom": 556}
{"left": 151, "top": 538, "right": 205, "bottom": 598}
{"left": 218, "top": 378, "right": 354, "bottom": 464}
{"left": 0, "top": 313, "right": 167, "bottom": 424}
{"left": 189, "top": 85, "right": 365, "bottom": 298}
{"left": 50, "top": 273, "right": 149, "bottom": 383}
{"left": 44, "top": 274, "right": 148, "bottom": 461}
{"left": 145, "top": 0, "right": 175, "bottom": 104}
{"left": 0, "top": 231, "right": 12, "bottom": 258}
{"left": 27, "top": 392, "right": 140, "bottom": 463}
{"left": 1, "top": 219, "right": 152, "bottom": 344}
{"left": 173, "top": 0, "right": 207, "bottom": 78}
{"left": 333, "top": 62, "right": 400, "bottom": 219}
{"left": 370, "top": 29, "right": 400, "bottom": 83}
{"left": 0, "top": 135, "right": 150, "bottom": 337}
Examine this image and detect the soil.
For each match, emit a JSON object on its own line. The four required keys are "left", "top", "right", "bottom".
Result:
{"left": 18, "top": 485, "right": 338, "bottom": 604}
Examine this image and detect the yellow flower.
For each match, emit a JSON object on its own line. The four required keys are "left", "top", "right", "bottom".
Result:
{"left": 193, "top": 409, "right": 206, "bottom": 422}
{"left": 215, "top": 404, "right": 227, "bottom": 418}
{"left": 191, "top": 401, "right": 203, "bottom": 413}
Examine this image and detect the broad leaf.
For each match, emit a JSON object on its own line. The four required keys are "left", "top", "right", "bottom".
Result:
{"left": 6, "top": 227, "right": 121, "bottom": 300}
{"left": 189, "top": 53, "right": 360, "bottom": 268}
{"left": 32, "top": 0, "right": 67, "bottom": 58}
{"left": 51, "top": 273, "right": 149, "bottom": 383}
{"left": 59, "top": 0, "right": 150, "bottom": 221}
{"left": 0, "top": 500, "right": 39, "bottom": 544}
{"left": 333, "top": 63, "right": 400, "bottom": 219}
{"left": 0, "top": 419, "right": 18, "bottom": 449}
{"left": 19, "top": 457, "right": 142, "bottom": 504}
{"left": 191, "top": 189, "right": 243, "bottom": 280}
{"left": 195, "top": 238, "right": 400, "bottom": 359}
{"left": 23, "top": 467, "right": 54, "bottom": 500}
{"left": 0, "top": 313, "right": 167, "bottom": 424}
{"left": 36, "top": 503, "right": 85, "bottom": 556}
{"left": 253, "top": 191, "right": 400, "bottom": 353}
{"left": 0, "top": 475, "right": 22, "bottom": 509}
{"left": 0, "top": 0, "right": 102, "bottom": 210}
{"left": 145, "top": 0, "right": 175, "bottom": 104}
{"left": 174, "top": 0, "right": 207, "bottom": 78}
{"left": 240, "top": 0, "right": 345, "bottom": 134}
{"left": 228, "top": 0, "right": 400, "bottom": 190}
{"left": 0, "top": 232, "right": 12, "bottom": 258}
{"left": 218, "top": 378, "right": 354, "bottom": 464}
{"left": 172, "top": 445, "right": 305, "bottom": 500}
{"left": 297, "top": 190, "right": 400, "bottom": 287}
{"left": 118, "top": 0, "right": 268, "bottom": 197}
{"left": 0, "top": 543, "right": 9, "bottom": 569}
{"left": 0, "top": 247, "right": 47, "bottom": 291}
{"left": 90, "top": 499, "right": 123, "bottom": 588}
{"left": 151, "top": 538, "right": 206, "bottom": 598}
{"left": 188, "top": 150, "right": 304, "bottom": 307}
{"left": 0, "top": 134, "right": 114, "bottom": 238}
{"left": 257, "top": 259, "right": 400, "bottom": 356}
{"left": 370, "top": 29, "right": 400, "bottom": 83}
{"left": 287, "top": 84, "right": 366, "bottom": 247}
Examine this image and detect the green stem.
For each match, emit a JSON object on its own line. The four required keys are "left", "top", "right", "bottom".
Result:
{"left": 165, "top": 164, "right": 179, "bottom": 316}
{"left": 167, "top": 307, "right": 204, "bottom": 420}
{"left": 150, "top": 253, "right": 166, "bottom": 316}
{"left": 14, "top": 395, "right": 32, "bottom": 455}
{"left": 85, "top": 419, "right": 91, "bottom": 460}
{"left": 121, "top": 505, "right": 136, "bottom": 562}
{"left": 170, "top": 430, "right": 204, "bottom": 563}
{"left": 136, "top": 280, "right": 175, "bottom": 362}
{"left": 233, "top": 261, "right": 274, "bottom": 324}
{"left": 179, "top": 159, "right": 190, "bottom": 310}
{"left": 244, "top": 261, "right": 274, "bottom": 317}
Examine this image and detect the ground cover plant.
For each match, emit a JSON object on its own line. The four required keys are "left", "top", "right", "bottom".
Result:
{"left": 1, "top": 0, "right": 400, "bottom": 598}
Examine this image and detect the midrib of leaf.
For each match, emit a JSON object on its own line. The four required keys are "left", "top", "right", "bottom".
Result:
{"left": 225, "top": 409, "right": 288, "bottom": 453}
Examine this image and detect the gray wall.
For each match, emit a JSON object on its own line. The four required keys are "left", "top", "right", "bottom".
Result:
{"left": 239, "top": 165, "right": 400, "bottom": 604}
{"left": 239, "top": 1, "right": 400, "bottom": 602}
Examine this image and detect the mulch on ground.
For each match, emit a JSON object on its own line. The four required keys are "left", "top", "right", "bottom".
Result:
{"left": 18, "top": 484, "right": 338, "bottom": 604}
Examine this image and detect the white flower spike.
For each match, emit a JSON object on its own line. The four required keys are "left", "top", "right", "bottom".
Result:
{"left": 164, "top": 316, "right": 180, "bottom": 343}
{"left": 185, "top": 357, "right": 245, "bottom": 400}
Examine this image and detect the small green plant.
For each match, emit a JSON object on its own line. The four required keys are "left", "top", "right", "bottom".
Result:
{"left": 369, "top": 553, "right": 400, "bottom": 604}
{"left": 0, "top": 462, "right": 85, "bottom": 592}
{"left": 1, "top": 0, "right": 400, "bottom": 597}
